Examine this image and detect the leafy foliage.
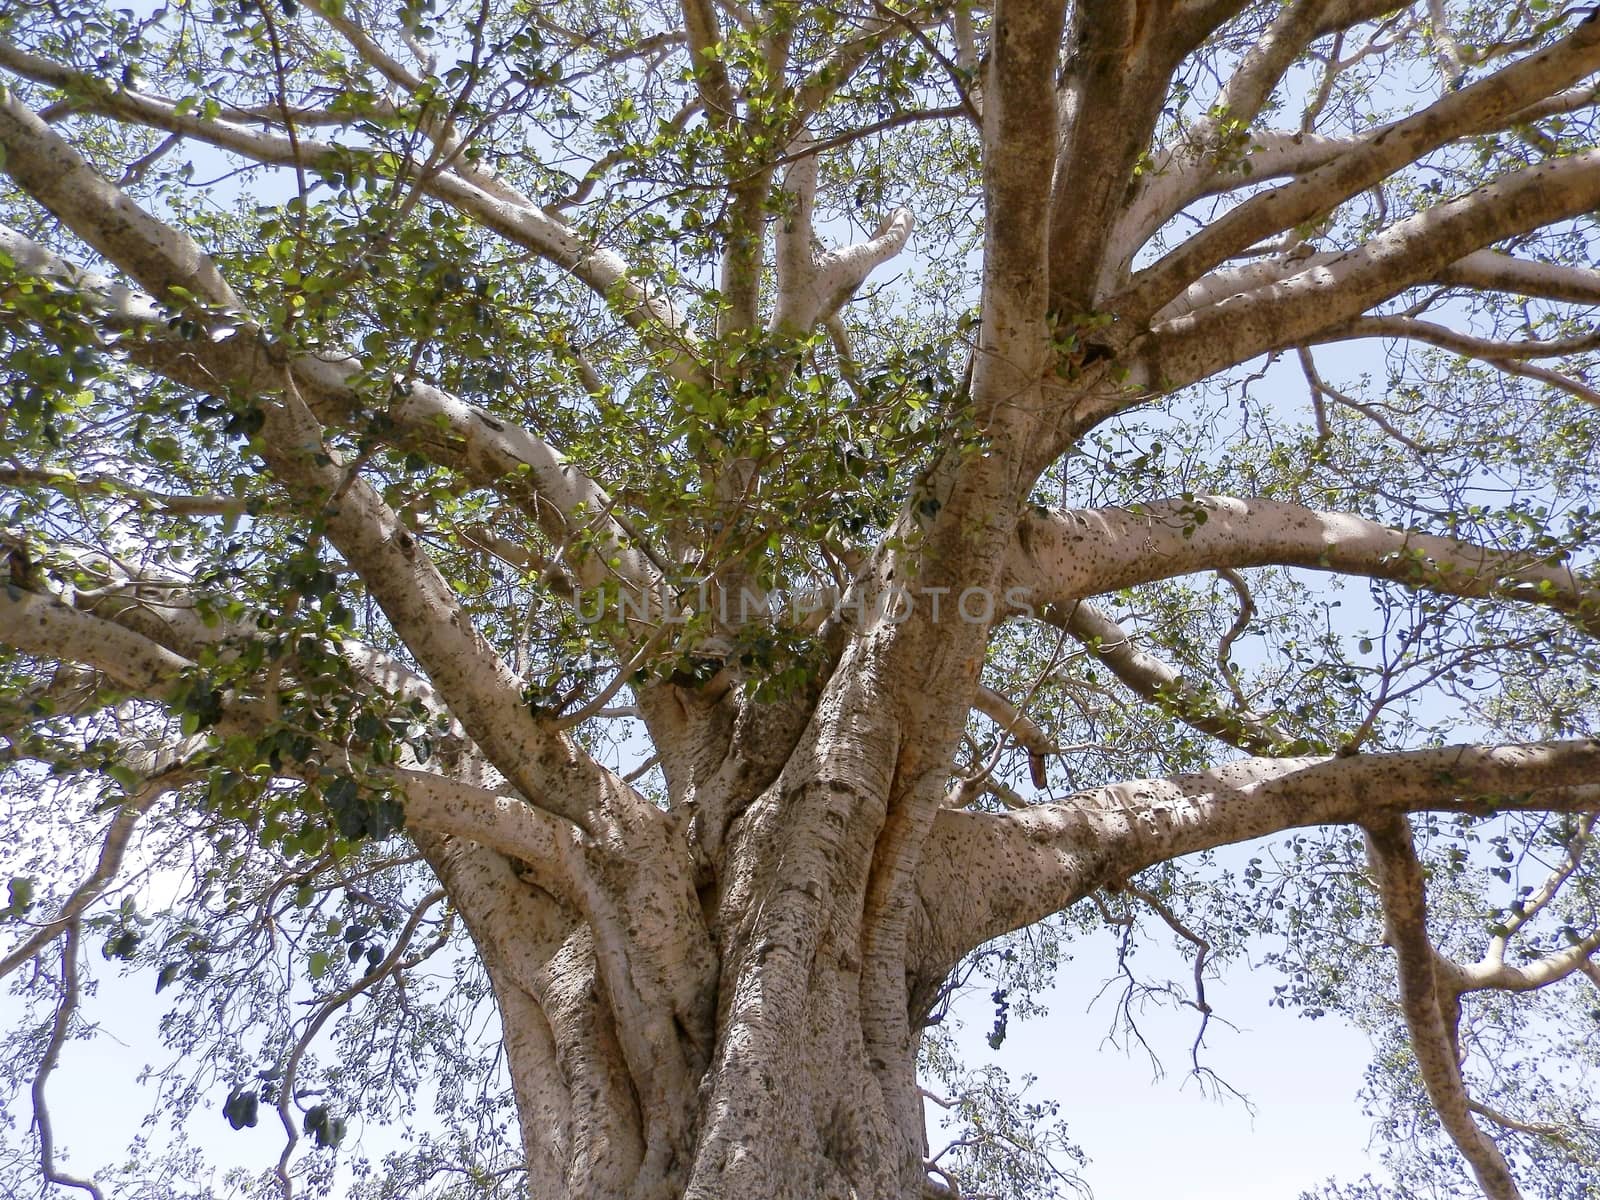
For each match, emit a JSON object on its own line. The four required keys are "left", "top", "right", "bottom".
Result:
{"left": 0, "top": 0, "right": 1598, "bottom": 1197}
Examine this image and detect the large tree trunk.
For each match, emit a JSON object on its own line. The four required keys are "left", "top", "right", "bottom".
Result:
{"left": 428, "top": 531, "right": 1012, "bottom": 1200}
{"left": 681, "top": 664, "right": 923, "bottom": 1200}
{"left": 432, "top": 704, "right": 935, "bottom": 1200}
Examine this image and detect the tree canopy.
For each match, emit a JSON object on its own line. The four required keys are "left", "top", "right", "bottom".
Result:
{"left": 0, "top": 0, "right": 1598, "bottom": 1198}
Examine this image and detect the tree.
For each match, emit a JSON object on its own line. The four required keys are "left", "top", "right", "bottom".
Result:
{"left": 0, "top": 0, "right": 1598, "bottom": 1196}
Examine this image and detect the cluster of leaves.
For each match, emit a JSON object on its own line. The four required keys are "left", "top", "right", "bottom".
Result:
{"left": 921, "top": 1026, "right": 1089, "bottom": 1200}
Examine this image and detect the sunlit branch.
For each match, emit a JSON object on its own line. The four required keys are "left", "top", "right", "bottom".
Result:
{"left": 299, "top": 0, "right": 425, "bottom": 94}
{"left": 1320, "top": 314, "right": 1600, "bottom": 361}
{"left": 0, "top": 587, "right": 194, "bottom": 697}
{"left": 920, "top": 739, "right": 1600, "bottom": 972}
{"left": 0, "top": 562, "right": 572, "bottom": 870}
{"left": 970, "top": 0, "right": 1063, "bottom": 422}
{"left": 1, "top": 526, "right": 458, "bottom": 733}
{"left": 1364, "top": 815, "right": 1524, "bottom": 1200}
{"left": 972, "top": 683, "right": 1059, "bottom": 763}
{"left": 772, "top": 132, "right": 916, "bottom": 332}
{"left": 1007, "top": 497, "right": 1600, "bottom": 638}
{"left": 1435, "top": 249, "right": 1600, "bottom": 303}
{"left": 1116, "top": 15, "right": 1600, "bottom": 323}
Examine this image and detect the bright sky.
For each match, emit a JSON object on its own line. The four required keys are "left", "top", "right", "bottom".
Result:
{"left": 943, "top": 915, "right": 1387, "bottom": 1200}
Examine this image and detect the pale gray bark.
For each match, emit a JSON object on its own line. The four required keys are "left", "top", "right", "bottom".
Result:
{"left": 1364, "top": 817, "right": 1524, "bottom": 1200}
{"left": 921, "top": 741, "right": 1600, "bottom": 971}
{"left": 1116, "top": 15, "right": 1600, "bottom": 322}
{"left": 1005, "top": 496, "right": 1600, "bottom": 636}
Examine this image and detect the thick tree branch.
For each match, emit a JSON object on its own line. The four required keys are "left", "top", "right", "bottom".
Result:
{"left": 0, "top": 587, "right": 195, "bottom": 697}
{"left": 971, "top": 0, "right": 1065, "bottom": 428}
{"left": 0, "top": 222, "right": 656, "bottom": 594}
{"left": 0, "top": 577, "right": 569, "bottom": 871}
{"left": 0, "top": 100, "right": 620, "bottom": 830}
{"left": 1435, "top": 249, "right": 1600, "bottom": 304}
{"left": 1364, "top": 815, "right": 1524, "bottom": 1200}
{"left": 0, "top": 530, "right": 460, "bottom": 735}
{"left": 423, "top": 834, "right": 656, "bottom": 1196}
{"left": 1113, "top": 133, "right": 1353, "bottom": 289}
{"left": 1006, "top": 497, "right": 1600, "bottom": 637}
{"left": 1132, "top": 146, "right": 1600, "bottom": 394}
{"left": 1050, "top": 0, "right": 1256, "bottom": 312}
{"left": 1157, "top": 241, "right": 1600, "bottom": 329}
{"left": 1116, "top": 13, "right": 1600, "bottom": 323}
{"left": 920, "top": 739, "right": 1600, "bottom": 971}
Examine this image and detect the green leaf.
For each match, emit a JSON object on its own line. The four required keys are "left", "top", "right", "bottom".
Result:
{"left": 3, "top": 876, "right": 34, "bottom": 918}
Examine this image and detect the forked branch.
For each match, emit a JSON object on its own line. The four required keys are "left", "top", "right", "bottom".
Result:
{"left": 1364, "top": 815, "right": 1523, "bottom": 1199}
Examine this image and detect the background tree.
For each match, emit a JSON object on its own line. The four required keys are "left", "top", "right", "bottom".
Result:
{"left": 1, "top": 0, "right": 1598, "bottom": 1197}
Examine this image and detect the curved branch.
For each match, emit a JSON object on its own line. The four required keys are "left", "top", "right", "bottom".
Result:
{"left": 1132, "top": 147, "right": 1600, "bottom": 393}
{"left": 0, "top": 465, "right": 247, "bottom": 517}
{"left": 1048, "top": 0, "right": 1249, "bottom": 312}
{"left": 1006, "top": 496, "right": 1600, "bottom": 637}
{"left": 0, "top": 771, "right": 185, "bottom": 982}
{"left": 1326, "top": 315, "right": 1600, "bottom": 362}
{"left": 1035, "top": 599, "right": 1291, "bottom": 754}
{"left": 30, "top": 924, "right": 105, "bottom": 1200}
{"left": 1116, "top": 14, "right": 1600, "bottom": 323}
{"left": 1364, "top": 815, "right": 1523, "bottom": 1200}
{"left": 1318, "top": 316, "right": 1600, "bottom": 408}
{"left": 392, "top": 769, "right": 566, "bottom": 874}
{"left": 972, "top": 683, "right": 1060, "bottom": 760}
{"left": 0, "top": 587, "right": 195, "bottom": 697}
{"left": 0, "top": 575, "right": 573, "bottom": 872}
{"left": 919, "top": 738, "right": 1600, "bottom": 972}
